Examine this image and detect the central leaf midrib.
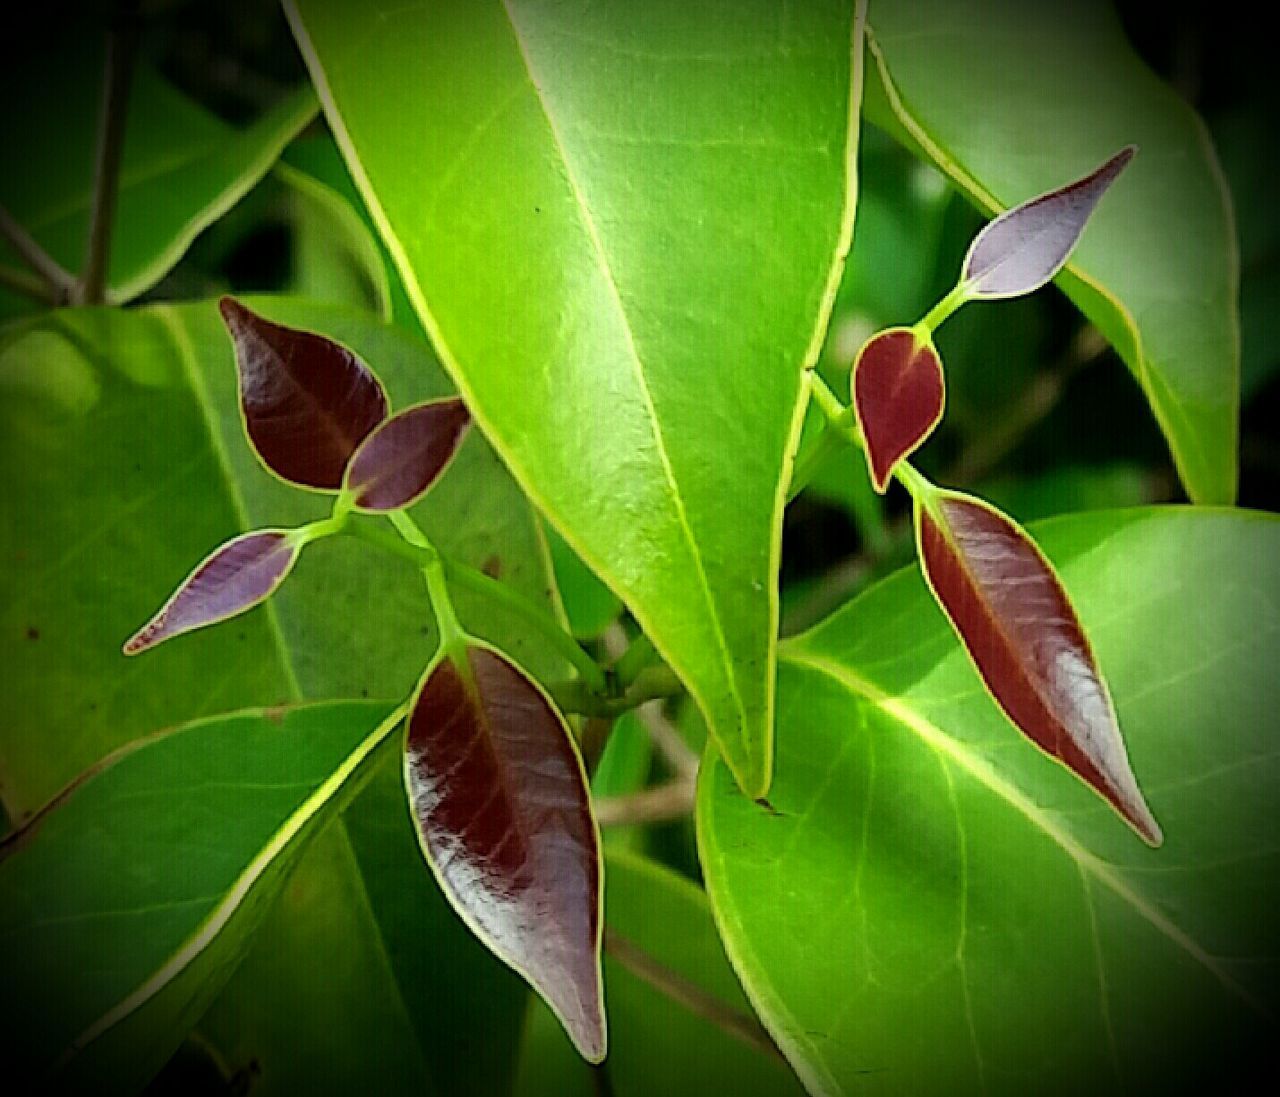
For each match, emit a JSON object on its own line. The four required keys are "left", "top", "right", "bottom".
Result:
{"left": 498, "top": 0, "right": 749, "bottom": 743}
{"left": 781, "top": 646, "right": 1265, "bottom": 1014}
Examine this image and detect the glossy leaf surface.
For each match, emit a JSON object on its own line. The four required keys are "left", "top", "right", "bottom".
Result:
{"left": 344, "top": 397, "right": 471, "bottom": 512}
{"left": 0, "top": 700, "right": 397, "bottom": 1092}
{"left": 917, "top": 489, "right": 1158, "bottom": 844}
{"left": 0, "top": 300, "right": 556, "bottom": 1090}
{"left": 220, "top": 297, "right": 389, "bottom": 489}
{"left": 287, "top": 0, "right": 867, "bottom": 798}
{"left": 123, "top": 530, "right": 301, "bottom": 655}
{"left": 0, "top": 34, "right": 315, "bottom": 309}
{"left": 963, "top": 146, "right": 1135, "bottom": 298}
{"left": 851, "top": 327, "right": 944, "bottom": 492}
{"left": 406, "top": 643, "right": 604, "bottom": 1062}
{"left": 515, "top": 850, "right": 804, "bottom": 1097}
{"left": 700, "top": 509, "right": 1280, "bottom": 1095}
{"left": 863, "top": 0, "right": 1239, "bottom": 504}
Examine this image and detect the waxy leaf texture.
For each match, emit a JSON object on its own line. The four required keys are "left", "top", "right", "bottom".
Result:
{"left": 219, "top": 297, "right": 388, "bottom": 489}
{"left": 123, "top": 530, "right": 300, "bottom": 655}
{"left": 850, "top": 327, "right": 944, "bottom": 492}
{"left": 344, "top": 397, "right": 471, "bottom": 512}
{"left": 700, "top": 509, "right": 1280, "bottom": 1096}
{"left": 962, "top": 146, "right": 1135, "bottom": 299}
{"left": 405, "top": 644, "right": 605, "bottom": 1062}
{"left": 917, "top": 490, "right": 1160, "bottom": 845}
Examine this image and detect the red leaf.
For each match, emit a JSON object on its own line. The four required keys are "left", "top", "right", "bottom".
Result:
{"left": 851, "top": 327, "right": 944, "bottom": 493}
{"left": 916, "top": 490, "right": 1162, "bottom": 846}
{"left": 963, "top": 146, "right": 1136, "bottom": 299}
{"left": 123, "top": 531, "right": 300, "bottom": 655}
{"left": 405, "top": 643, "right": 606, "bottom": 1061}
{"left": 219, "top": 297, "right": 388, "bottom": 489}
{"left": 343, "top": 397, "right": 471, "bottom": 512}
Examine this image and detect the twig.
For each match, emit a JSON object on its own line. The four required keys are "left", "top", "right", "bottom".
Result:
{"left": 604, "top": 928, "right": 783, "bottom": 1060}
{"left": 594, "top": 778, "right": 695, "bottom": 827}
{"left": 635, "top": 700, "right": 699, "bottom": 781}
{"left": 76, "top": 2, "right": 141, "bottom": 305}
{"left": 0, "top": 206, "right": 74, "bottom": 302}
{"left": 0, "top": 262, "right": 56, "bottom": 304}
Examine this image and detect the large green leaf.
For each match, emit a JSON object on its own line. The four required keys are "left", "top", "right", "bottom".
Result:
{"left": 0, "top": 299, "right": 556, "bottom": 1091}
{"left": 699, "top": 509, "right": 1280, "bottom": 1095}
{"left": 863, "top": 0, "right": 1239, "bottom": 505}
{"left": 286, "top": 0, "right": 867, "bottom": 797}
{"left": 515, "top": 849, "right": 805, "bottom": 1097}
{"left": 0, "top": 700, "right": 396, "bottom": 1092}
{"left": 0, "top": 37, "right": 315, "bottom": 308}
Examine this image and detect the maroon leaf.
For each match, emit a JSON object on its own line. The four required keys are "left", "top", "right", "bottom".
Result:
{"left": 962, "top": 146, "right": 1136, "bottom": 299}
{"left": 405, "top": 643, "right": 605, "bottom": 1061}
{"left": 219, "top": 297, "right": 388, "bottom": 489}
{"left": 851, "top": 327, "right": 945, "bottom": 493}
{"left": 915, "top": 489, "right": 1162, "bottom": 846}
{"left": 123, "top": 531, "right": 300, "bottom": 655}
{"left": 343, "top": 397, "right": 471, "bottom": 512}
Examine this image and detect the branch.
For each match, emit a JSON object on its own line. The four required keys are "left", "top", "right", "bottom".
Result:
{"left": 603, "top": 928, "right": 783, "bottom": 1060}
{"left": 0, "top": 207, "right": 74, "bottom": 302}
{"left": 0, "top": 262, "right": 56, "bottom": 304}
{"left": 635, "top": 700, "right": 699, "bottom": 780}
{"left": 77, "top": 3, "right": 141, "bottom": 305}
{"left": 594, "top": 778, "right": 695, "bottom": 827}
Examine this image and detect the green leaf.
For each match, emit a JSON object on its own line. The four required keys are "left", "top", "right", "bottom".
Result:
{"left": 698, "top": 508, "right": 1280, "bottom": 1095}
{"left": 285, "top": 0, "right": 868, "bottom": 797}
{"left": 0, "top": 699, "right": 397, "bottom": 1091}
{"left": 0, "top": 38, "right": 316, "bottom": 306}
{"left": 514, "top": 850, "right": 805, "bottom": 1097}
{"left": 0, "top": 299, "right": 558, "bottom": 1090}
{"left": 546, "top": 523, "right": 623, "bottom": 641}
{"left": 863, "top": 0, "right": 1239, "bottom": 505}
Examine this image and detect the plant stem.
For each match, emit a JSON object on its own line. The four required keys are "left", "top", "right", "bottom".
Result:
{"left": 349, "top": 518, "right": 607, "bottom": 692}
{"left": 917, "top": 279, "right": 973, "bottom": 335}
{"left": 0, "top": 206, "right": 75, "bottom": 302}
{"left": 77, "top": 2, "right": 141, "bottom": 306}
{"left": 594, "top": 778, "right": 695, "bottom": 827}
{"left": 612, "top": 631, "right": 658, "bottom": 691}
{"left": 636, "top": 700, "right": 699, "bottom": 780}
{"left": 548, "top": 665, "right": 683, "bottom": 718}
{"left": 387, "top": 509, "right": 465, "bottom": 649}
{"left": 0, "top": 263, "right": 55, "bottom": 304}
{"left": 603, "top": 928, "right": 783, "bottom": 1060}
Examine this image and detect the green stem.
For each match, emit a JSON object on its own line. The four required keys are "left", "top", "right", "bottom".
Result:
{"left": 891, "top": 458, "right": 934, "bottom": 502}
{"left": 387, "top": 509, "right": 465, "bottom": 650}
{"left": 350, "top": 518, "right": 607, "bottom": 692}
{"left": 0, "top": 262, "right": 56, "bottom": 303}
{"left": 916, "top": 279, "right": 974, "bottom": 336}
{"left": 549, "top": 665, "right": 683, "bottom": 718}
{"left": 612, "top": 632, "right": 658, "bottom": 691}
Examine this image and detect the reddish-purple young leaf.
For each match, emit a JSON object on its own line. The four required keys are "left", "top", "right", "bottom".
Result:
{"left": 915, "top": 489, "right": 1162, "bottom": 846}
{"left": 342, "top": 397, "right": 471, "bottom": 512}
{"left": 405, "top": 643, "right": 605, "bottom": 1061}
{"left": 851, "top": 327, "right": 945, "bottom": 493}
{"left": 219, "top": 297, "right": 388, "bottom": 489}
{"left": 123, "top": 530, "right": 300, "bottom": 655}
{"left": 962, "top": 146, "right": 1136, "bottom": 299}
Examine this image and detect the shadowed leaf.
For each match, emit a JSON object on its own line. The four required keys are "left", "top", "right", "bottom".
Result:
{"left": 219, "top": 297, "right": 387, "bottom": 489}
{"left": 963, "top": 146, "right": 1135, "bottom": 298}
{"left": 916, "top": 488, "right": 1159, "bottom": 844}
{"left": 343, "top": 397, "right": 471, "bottom": 512}
{"left": 123, "top": 531, "right": 301, "bottom": 656}
{"left": 0, "top": 701, "right": 397, "bottom": 1092}
{"left": 405, "top": 643, "right": 605, "bottom": 1063}
{"left": 851, "top": 326, "right": 944, "bottom": 492}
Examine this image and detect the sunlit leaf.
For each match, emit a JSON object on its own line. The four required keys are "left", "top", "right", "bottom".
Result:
{"left": 915, "top": 488, "right": 1159, "bottom": 844}
{"left": 123, "top": 530, "right": 301, "bottom": 655}
{"left": 0, "top": 700, "right": 398, "bottom": 1093}
{"left": 344, "top": 397, "right": 471, "bottom": 512}
{"left": 406, "top": 642, "right": 605, "bottom": 1062}
{"left": 850, "top": 327, "right": 944, "bottom": 492}
{"left": 219, "top": 297, "right": 388, "bottom": 490}
{"left": 286, "top": 0, "right": 868, "bottom": 799}
{"left": 700, "top": 508, "right": 1280, "bottom": 1094}
{"left": 863, "top": 0, "right": 1239, "bottom": 504}
{"left": 963, "top": 146, "right": 1135, "bottom": 299}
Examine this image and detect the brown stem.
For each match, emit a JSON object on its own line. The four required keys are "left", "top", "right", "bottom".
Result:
{"left": 0, "top": 207, "right": 74, "bottom": 302}
{"left": 635, "top": 700, "right": 699, "bottom": 780}
{"left": 0, "top": 262, "right": 56, "bottom": 304}
{"left": 594, "top": 778, "right": 695, "bottom": 827}
{"left": 76, "top": 3, "right": 141, "bottom": 305}
{"left": 604, "top": 927, "right": 783, "bottom": 1060}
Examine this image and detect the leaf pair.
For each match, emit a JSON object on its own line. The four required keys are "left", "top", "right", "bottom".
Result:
{"left": 852, "top": 146, "right": 1135, "bottom": 494}
{"left": 124, "top": 301, "right": 470, "bottom": 654}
